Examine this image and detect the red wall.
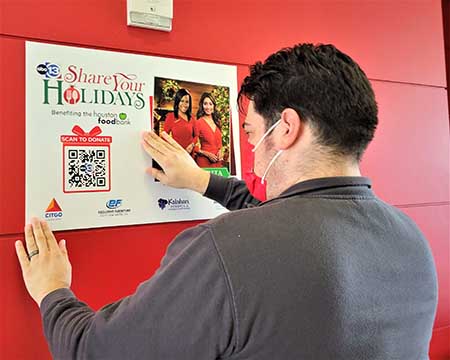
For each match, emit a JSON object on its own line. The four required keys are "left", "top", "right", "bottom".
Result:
{"left": 1, "top": 1, "right": 449, "bottom": 358}
{"left": 445, "top": 0, "right": 450, "bottom": 115}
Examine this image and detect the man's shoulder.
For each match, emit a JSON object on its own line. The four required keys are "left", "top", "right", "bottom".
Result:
{"left": 204, "top": 204, "right": 272, "bottom": 232}
{"left": 202, "top": 192, "right": 427, "bottom": 251}
{"left": 201, "top": 199, "right": 305, "bottom": 252}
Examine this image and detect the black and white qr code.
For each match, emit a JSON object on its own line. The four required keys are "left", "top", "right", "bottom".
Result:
{"left": 64, "top": 146, "right": 110, "bottom": 192}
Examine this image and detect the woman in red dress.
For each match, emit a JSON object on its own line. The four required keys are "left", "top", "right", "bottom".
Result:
{"left": 195, "top": 93, "right": 223, "bottom": 168}
{"left": 163, "top": 88, "right": 197, "bottom": 157}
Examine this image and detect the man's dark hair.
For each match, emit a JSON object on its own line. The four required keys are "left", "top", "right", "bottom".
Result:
{"left": 173, "top": 88, "right": 192, "bottom": 120}
{"left": 238, "top": 43, "right": 378, "bottom": 161}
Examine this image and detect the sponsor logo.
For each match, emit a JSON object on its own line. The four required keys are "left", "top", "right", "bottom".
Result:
{"left": 158, "top": 198, "right": 190, "bottom": 211}
{"left": 38, "top": 63, "right": 146, "bottom": 109}
{"left": 97, "top": 112, "right": 131, "bottom": 126}
{"left": 158, "top": 198, "right": 168, "bottom": 210}
{"left": 106, "top": 199, "right": 122, "bottom": 209}
{"left": 44, "top": 198, "right": 63, "bottom": 220}
{"left": 98, "top": 199, "right": 131, "bottom": 217}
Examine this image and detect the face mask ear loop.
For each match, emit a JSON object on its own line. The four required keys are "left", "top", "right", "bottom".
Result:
{"left": 261, "top": 150, "right": 283, "bottom": 184}
{"left": 251, "top": 119, "right": 282, "bottom": 153}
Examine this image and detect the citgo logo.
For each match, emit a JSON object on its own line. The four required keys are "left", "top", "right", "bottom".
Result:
{"left": 45, "top": 198, "right": 63, "bottom": 219}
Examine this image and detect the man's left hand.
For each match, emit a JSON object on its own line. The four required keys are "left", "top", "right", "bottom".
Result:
{"left": 15, "top": 218, "right": 72, "bottom": 307}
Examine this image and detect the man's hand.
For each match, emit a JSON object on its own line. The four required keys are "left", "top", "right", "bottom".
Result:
{"left": 15, "top": 218, "right": 72, "bottom": 307}
{"left": 141, "top": 131, "right": 210, "bottom": 194}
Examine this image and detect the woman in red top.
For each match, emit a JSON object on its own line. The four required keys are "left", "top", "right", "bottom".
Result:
{"left": 195, "top": 93, "right": 223, "bottom": 168}
{"left": 163, "top": 88, "right": 197, "bottom": 156}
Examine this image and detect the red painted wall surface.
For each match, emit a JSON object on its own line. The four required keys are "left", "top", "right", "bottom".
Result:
{"left": 1, "top": 1, "right": 449, "bottom": 359}
{"left": 445, "top": 0, "right": 450, "bottom": 114}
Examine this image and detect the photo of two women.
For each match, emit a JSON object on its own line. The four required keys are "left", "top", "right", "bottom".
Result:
{"left": 153, "top": 77, "right": 234, "bottom": 176}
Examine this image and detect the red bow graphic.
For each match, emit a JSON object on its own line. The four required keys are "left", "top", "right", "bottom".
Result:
{"left": 71, "top": 125, "right": 102, "bottom": 137}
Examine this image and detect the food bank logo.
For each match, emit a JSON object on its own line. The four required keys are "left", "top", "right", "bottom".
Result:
{"left": 37, "top": 62, "right": 146, "bottom": 110}
{"left": 97, "top": 112, "right": 131, "bottom": 126}
{"left": 45, "top": 198, "right": 63, "bottom": 220}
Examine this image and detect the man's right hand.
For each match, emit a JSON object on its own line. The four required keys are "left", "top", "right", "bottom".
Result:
{"left": 141, "top": 131, "right": 210, "bottom": 194}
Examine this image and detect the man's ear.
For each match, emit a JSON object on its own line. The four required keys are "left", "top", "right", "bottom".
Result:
{"left": 276, "top": 108, "right": 303, "bottom": 150}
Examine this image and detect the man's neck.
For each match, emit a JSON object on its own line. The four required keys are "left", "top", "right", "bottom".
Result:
{"left": 266, "top": 156, "right": 362, "bottom": 200}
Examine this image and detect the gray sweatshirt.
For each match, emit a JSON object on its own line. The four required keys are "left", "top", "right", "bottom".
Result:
{"left": 40, "top": 175, "right": 438, "bottom": 359}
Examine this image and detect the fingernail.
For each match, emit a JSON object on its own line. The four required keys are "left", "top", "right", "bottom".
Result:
{"left": 15, "top": 240, "right": 21, "bottom": 246}
{"left": 61, "top": 239, "right": 66, "bottom": 246}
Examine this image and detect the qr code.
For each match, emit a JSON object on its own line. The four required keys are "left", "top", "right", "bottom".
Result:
{"left": 63, "top": 146, "right": 110, "bottom": 192}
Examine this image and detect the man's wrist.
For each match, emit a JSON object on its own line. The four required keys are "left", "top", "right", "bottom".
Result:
{"left": 190, "top": 169, "right": 210, "bottom": 195}
{"left": 37, "top": 285, "right": 70, "bottom": 307}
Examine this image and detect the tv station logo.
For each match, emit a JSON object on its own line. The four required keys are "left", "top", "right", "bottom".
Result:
{"left": 44, "top": 198, "right": 63, "bottom": 220}
{"left": 36, "top": 62, "right": 61, "bottom": 79}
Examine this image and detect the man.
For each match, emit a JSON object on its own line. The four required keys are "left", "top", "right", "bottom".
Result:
{"left": 16, "top": 44, "right": 437, "bottom": 359}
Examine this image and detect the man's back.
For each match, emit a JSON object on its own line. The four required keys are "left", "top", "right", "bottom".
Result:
{"left": 207, "top": 177, "right": 437, "bottom": 359}
{"left": 20, "top": 43, "right": 439, "bottom": 360}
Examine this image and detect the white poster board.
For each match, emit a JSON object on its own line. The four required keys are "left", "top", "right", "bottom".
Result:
{"left": 26, "top": 41, "right": 240, "bottom": 231}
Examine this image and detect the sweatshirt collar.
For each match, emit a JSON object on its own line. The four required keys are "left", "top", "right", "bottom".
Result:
{"left": 260, "top": 176, "right": 373, "bottom": 206}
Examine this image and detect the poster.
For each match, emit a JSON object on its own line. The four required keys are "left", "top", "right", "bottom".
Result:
{"left": 153, "top": 77, "right": 235, "bottom": 177}
{"left": 26, "top": 41, "right": 240, "bottom": 231}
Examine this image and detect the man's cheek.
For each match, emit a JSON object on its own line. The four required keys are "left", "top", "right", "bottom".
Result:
{"left": 253, "top": 152, "right": 266, "bottom": 176}
{"left": 247, "top": 134, "right": 257, "bottom": 147}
